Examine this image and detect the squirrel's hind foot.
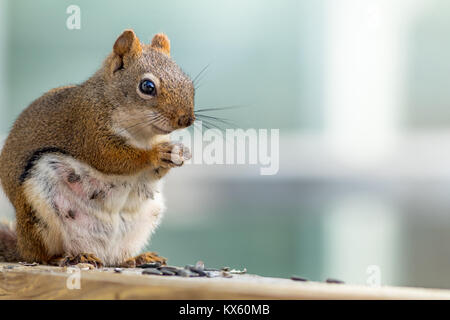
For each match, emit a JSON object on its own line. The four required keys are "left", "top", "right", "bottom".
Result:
{"left": 49, "top": 253, "right": 104, "bottom": 268}
{"left": 121, "top": 251, "right": 167, "bottom": 268}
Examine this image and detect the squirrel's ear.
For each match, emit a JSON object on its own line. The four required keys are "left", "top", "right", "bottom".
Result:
{"left": 114, "top": 29, "right": 142, "bottom": 57}
{"left": 110, "top": 29, "right": 142, "bottom": 72}
{"left": 150, "top": 33, "right": 171, "bottom": 57}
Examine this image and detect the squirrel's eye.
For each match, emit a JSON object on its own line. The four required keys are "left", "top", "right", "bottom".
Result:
{"left": 139, "top": 79, "right": 156, "bottom": 96}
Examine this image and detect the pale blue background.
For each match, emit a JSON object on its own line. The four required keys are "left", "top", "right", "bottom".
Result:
{"left": 2, "top": 0, "right": 450, "bottom": 289}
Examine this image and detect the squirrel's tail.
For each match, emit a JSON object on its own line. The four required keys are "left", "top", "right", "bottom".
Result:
{"left": 0, "top": 222, "right": 19, "bottom": 262}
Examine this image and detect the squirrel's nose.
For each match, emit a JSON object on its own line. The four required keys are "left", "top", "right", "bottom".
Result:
{"left": 178, "top": 114, "right": 195, "bottom": 128}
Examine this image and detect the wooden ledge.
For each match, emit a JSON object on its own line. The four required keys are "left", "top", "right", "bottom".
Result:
{"left": 1, "top": 262, "right": 449, "bottom": 300}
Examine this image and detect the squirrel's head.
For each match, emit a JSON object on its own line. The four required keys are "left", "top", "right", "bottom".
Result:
{"left": 102, "top": 29, "right": 195, "bottom": 146}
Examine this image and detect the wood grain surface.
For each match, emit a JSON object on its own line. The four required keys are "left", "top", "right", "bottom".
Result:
{"left": 1, "top": 263, "right": 450, "bottom": 300}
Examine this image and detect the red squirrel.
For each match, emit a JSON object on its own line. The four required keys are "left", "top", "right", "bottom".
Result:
{"left": 0, "top": 29, "right": 194, "bottom": 267}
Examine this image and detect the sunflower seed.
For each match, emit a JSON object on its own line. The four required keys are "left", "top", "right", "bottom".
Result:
{"left": 204, "top": 267, "right": 221, "bottom": 272}
{"left": 326, "top": 278, "right": 344, "bottom": 284}
{"left": 161, "top": 269, "right": 176, "bottom": 276}
{"left": 142, "top": 268, "right": 163, "bottom": 275}
{"left": 189, "top": 272, "right": 200, "bottom": 277}
{"left": 19, "top": 262, "right": 38, "bottom": 267}
{"left": 229, "top": 268, "right": 247, "bottom": 274}
{"left": 195, "top": 260, "right": 205, "bottom": 270}
{"left": 175, "top": 269, "right": 196, "bottom": 277}
{"left": 206, "top": 271, "right": 221, "bottom": 278}
{"left": 189, "top": 267, "right": 207, "bottom": 277}
{"left": 291, "top": 276, "right": 307, "bottom": 282}
{"left": 159, "top": 266, "right": 181, "bottom": 272}
{"left": 138, "top": 262, "right": 161, "bottom": 269}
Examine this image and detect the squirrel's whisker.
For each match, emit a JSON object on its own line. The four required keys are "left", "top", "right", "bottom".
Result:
{"left": 114, "top": 112, "right": 159, "bottom": 125}
{"left": 197, "top": 121, "right": 212, "bottom": 130}
{"left": 195, "top": 114, "right": 236, "bottom": 127}
{"left": 195, "top": 105, "right": 248, "bottom": 113}
{"left": 117, "top": 114, "right": 164, "bottom": 134}
{"left": 115, "top": 113, "right": 159, "bottom": 124}
{"left": 196, "top": 119, "right": 223, "bottom": 131}
{"left": 192, "top": 63, "right": 210, "bottom": 85}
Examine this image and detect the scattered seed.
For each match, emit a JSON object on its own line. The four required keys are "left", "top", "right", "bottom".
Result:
{"left": 204, "top": 267, "right": 221, "bottom": 272}
{"left": 142, "top": 268, "right": 163, "bottom": 275}
{"left": 326, "top": 278, "right": 344, "bottom": 284}
{"left": 177, "top": 269, "right": 200, "bottom": 277}
{"left": 186, "top": 268, "right": 200, "bottom": 277}
{"left": 131, "top": 261, "right": 245, "bottom": 279}
{"left": 229, "top": 268, "right": 247, "bottom": 274}
{"left": 206, "top": 271, "right": 221, "bottom": 278}
{"left": 175, "top": 269, "right": 190, "bottom": 277}
{"left": 291, "top": 276, "right": 308, "bottom": 282}
{"left": 159, "top": 266, "right": 181, "bottom": 272}
{"left": 19, "top": 262, "right": 38, "bottom": 267}
{"left": 160, "top": 269, "right": 176, "bottom": 276}
{"left": 195, "top": 260, "right": 205, "bottom": 270}
{"left": 138, "top": 262, "right": 161, "bottom": 269}
{"left": 188, "top": 266, "right": 207, "bottom": 277}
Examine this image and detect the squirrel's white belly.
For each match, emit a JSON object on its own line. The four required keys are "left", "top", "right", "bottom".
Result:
{"left": 22, "top": 153, "right": 165, "bottom": 266}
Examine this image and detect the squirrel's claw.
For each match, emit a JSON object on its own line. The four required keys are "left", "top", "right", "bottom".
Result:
{"left": 121, "top": 251, "right": 167, "bottom": 268}
{"left": 152, "top": 142, "right": 191, "bottom": 169}
{"left": 49, "top": 253, "right": 104, "bottom": 268}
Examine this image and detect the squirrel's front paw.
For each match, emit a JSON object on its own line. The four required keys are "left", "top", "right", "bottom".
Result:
{"left": 151, "top": 142, "right": 191, "bottom": 169}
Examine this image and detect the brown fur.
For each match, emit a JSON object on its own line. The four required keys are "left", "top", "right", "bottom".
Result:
{"left": 0, "top": 29, "right": 195, "bottom": 263}
{"left": 0, "top": 223, "right": 17, "bottom": 262}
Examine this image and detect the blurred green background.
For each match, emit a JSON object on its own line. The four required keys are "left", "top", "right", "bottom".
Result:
{"left": 2, "top": 0, "right": 450, "bottom": 289}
